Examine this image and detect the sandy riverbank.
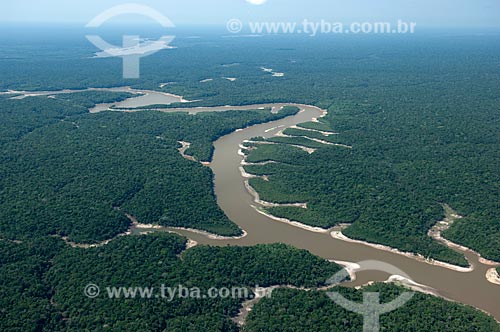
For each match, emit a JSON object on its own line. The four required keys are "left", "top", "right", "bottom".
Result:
{"left": 177, "top": 141, "right": 211, "bottom": 166}
{"left": 185, "top": 239, "right": 199, "bottom": 249}
{"left": 55, "top": 213, "right": 202, "bottom": 249}
{"left": 387, "top": 275, "right": 441, "bottom": 297}
{"left": 479, "top": 257, "right": 500, "bottom": 266}
{"left": 167, "top": 227, "right": 248, "bottom": 240}
{"left": 253, "top": 206, "right": 329, "bottom": 234}
{"left": 243, "top": 138, "right": 317, "bottom": 154}
{"left": 331, "top": 260, "right": 359, "bottom": 281}
{"left": 177, "top": 141, "right": 197, "bottom": 162}
{"left": 275, "top": 130, "right": 352, "bottom": 148}
{"left": 243, "top": 179, "right": 307, "bottom": 209}
{"left": 232, "top": 273, "right": 444, "bottom": 327}
{"left": 428, "top": 205, "right": 499, "bottom": 269}
{"left": 289, "top": 124, "right": 338, "bottom": 136}
{"left": 55, "top": 230, "right": 132, "bottom": 249}
{"left": 330, "top": 229, "right": 473, "bottom": 273}
{"left": 486, "top": 268, "right": 500, "bottom": 286}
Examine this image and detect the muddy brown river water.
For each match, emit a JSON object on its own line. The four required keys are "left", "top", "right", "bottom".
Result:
{"left": 168, "top": 103, "right": 500, "bottom": 321}
{"left": 4, "top": 88, "right": 498, "bottom": 320}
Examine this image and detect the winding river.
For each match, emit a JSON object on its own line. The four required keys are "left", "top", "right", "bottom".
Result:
{"left": 4, "top": 88, "right": 499, "bottom": 321}
{"left": 168, "top": 103, "right": 500, "bottom": 321}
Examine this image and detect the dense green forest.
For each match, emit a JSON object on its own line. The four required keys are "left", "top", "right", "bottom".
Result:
{"left": 0, "top": 91, "right": 133, "bottom": 146}
{"left": 244, "top": 284, "right": 500, "bottom": 332}
{"left": 0, "top": 28, "right": 499, "bottom": 330}
{"left": 0, "top": 237, "right": 67, "bottom": 331}
{"left": 0, "top": 92, "right": 298, "bottom": 243}
{"left": 242, "top": 91, "right": 499, "bottom": 265}
{"left": 0, "top": 233, "right": 342, "bottom": 331}
{"left": 2, "top": 233, "right": 498, "bottom": 331}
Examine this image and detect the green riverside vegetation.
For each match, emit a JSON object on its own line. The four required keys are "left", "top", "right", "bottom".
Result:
{"left": 244, "top": 285, "right": 500, "bottom": 332}
{"left": 0, "top": 93, "right": 297, "bottom": 243}
{"left": 242, "top": 93, "right": 499, "bottom": 265}
{"left": 0, "top": 29, "right": 498, "bottom": 330}
{"left": 0, "top": 233, "right": 342, "bottom": 331}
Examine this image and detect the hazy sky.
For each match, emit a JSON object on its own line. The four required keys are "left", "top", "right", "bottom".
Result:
{"left": 2, "top": 0, "right": 500, "bottom": 27}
